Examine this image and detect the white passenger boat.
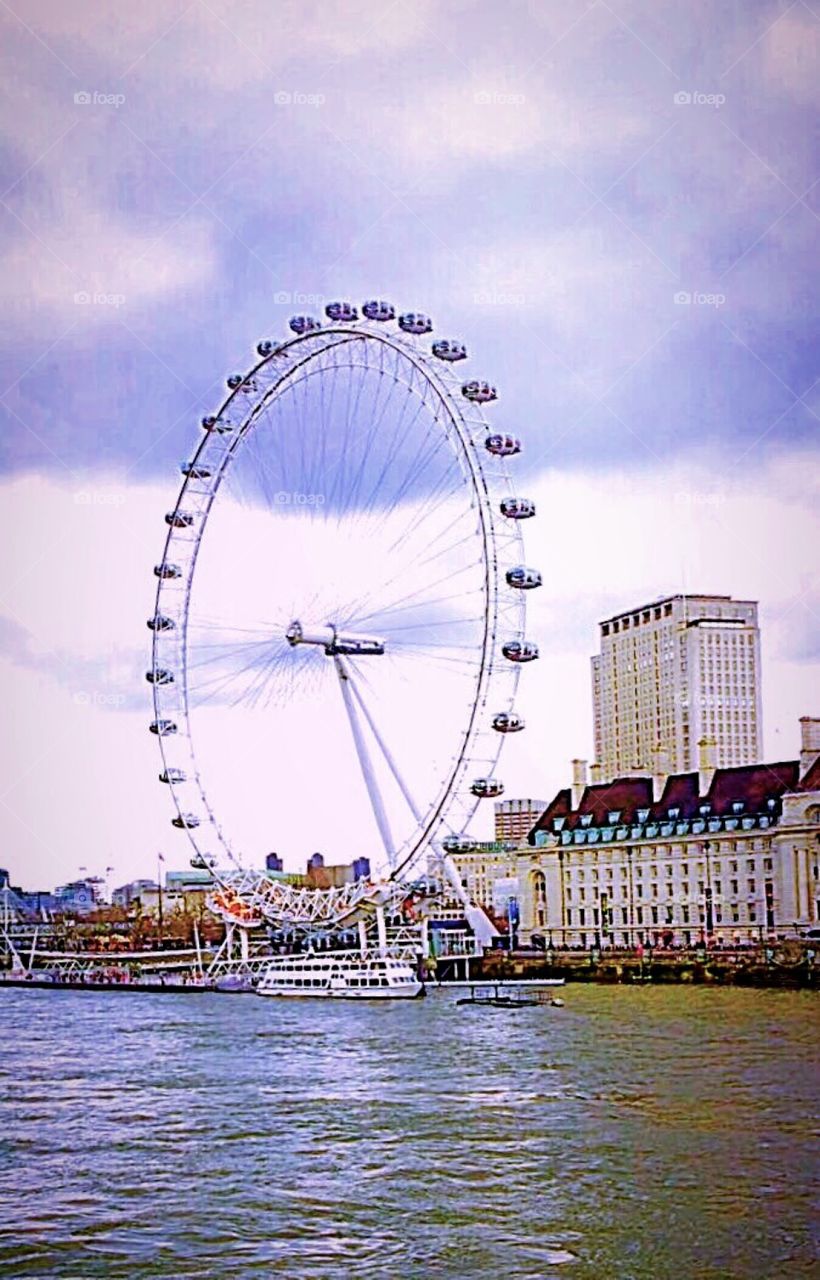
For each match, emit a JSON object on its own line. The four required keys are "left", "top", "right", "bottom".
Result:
{"left": 256, "top": 950, "right": 424, "bottom": 1000}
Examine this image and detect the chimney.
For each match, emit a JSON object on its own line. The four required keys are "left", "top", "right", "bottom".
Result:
{"left": 652, "top": 744, "right": 670, "bottom": 802}
{"left": 698, "top": 737, "right": 717, "bottom": 798}
{"left": 800, "top": 716, "right": 820, "bottom": 777}
{"left": 589, "top": 762, "right": 602, "bottom": 785}
{"left": 571, "top": 758, "right": 588, "bottom": 810}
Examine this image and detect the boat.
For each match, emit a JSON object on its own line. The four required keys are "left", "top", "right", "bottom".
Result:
{"left": 256, "top": 949, "right": 424, "bottom": 1000}
{"left": 456, "top": 983, "right": 565, "bottom": 1009}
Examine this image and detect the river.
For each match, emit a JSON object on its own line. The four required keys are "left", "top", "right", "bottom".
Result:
{"left": 1, "top": 985, "right": 817, "bottom": 1279}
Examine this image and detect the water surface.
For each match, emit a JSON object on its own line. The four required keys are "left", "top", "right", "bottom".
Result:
{"left": 1, "top": 985, "right": 817, "bottom": 1279}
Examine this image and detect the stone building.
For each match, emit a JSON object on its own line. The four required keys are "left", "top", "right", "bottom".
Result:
{"left": 516, "top": 718, "right": 820, "bottom": 948}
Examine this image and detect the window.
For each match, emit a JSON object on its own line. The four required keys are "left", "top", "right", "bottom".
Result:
{"left": 731, "top": 879, "right": 739, "bottom": 895}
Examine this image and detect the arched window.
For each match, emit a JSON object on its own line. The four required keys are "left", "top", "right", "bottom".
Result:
{"left": 532, "top": 871, "right": 547, "bottom": 927}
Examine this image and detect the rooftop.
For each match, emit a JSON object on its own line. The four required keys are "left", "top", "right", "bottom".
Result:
{"left": 529, "top": 759, "right": 809, "bottom": 846}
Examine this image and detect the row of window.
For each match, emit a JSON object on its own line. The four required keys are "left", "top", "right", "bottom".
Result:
{"left": 567, "top": 879, "right": 760, "bottom": 902}
{"left": 567, "top": 857, "right": 773, "bottom": 879}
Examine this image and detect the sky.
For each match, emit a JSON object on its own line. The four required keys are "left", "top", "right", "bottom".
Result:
{"left": 0, "top": 0, "right": 817, "bottom": 891}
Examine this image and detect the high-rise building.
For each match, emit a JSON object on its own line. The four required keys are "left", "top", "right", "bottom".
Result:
{"left": 494, "top": 798, "right": 548, "bottom": 843}
{"left": 592, "top": 594, "right": 762, "bottom": 780}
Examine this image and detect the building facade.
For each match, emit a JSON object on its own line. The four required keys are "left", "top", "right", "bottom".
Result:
{"left": 494, "top": 798, "right": 548, "bottom": 843}
{"left": 592, "top": 593, "right": 762, "bottom": 779}
{"left": 439, "top": 841, "right": 519, "bottom": 917}
{"left": 517, "top": 719, "right": 820, "bottom": 949}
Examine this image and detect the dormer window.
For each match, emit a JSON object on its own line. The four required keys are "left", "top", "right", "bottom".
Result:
{"left": 699, "top": 803, "right": 711, "bottom": 816}
{"left": 766, "top": 798, "right": 776, "bottom": 809}
{"left": 636, "top": 808, "right": 650, "bottom": 823}
{"left": 731, "top": 801, "right": 744, "bottom": 815}
{"left": 553, "top": 817, "right": 566, "bottom": 832}
{"left": 580, "top": 814, "right": 593, "bottom": 828}
{"left": 668, "top": 807, "right": 680, "bottom": 820}
{"left": 607, "top": 810, "right": 621, "bottom": 824}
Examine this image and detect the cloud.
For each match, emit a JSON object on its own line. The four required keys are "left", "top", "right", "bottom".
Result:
{"left": 0, "top": 196, "right": 219, "bottom": 325}
{"left": 762, "top": 6, "right": 820, "bottom": 103}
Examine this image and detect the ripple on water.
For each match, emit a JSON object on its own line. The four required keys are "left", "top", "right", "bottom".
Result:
{"left": 1, "top": 986, "right": 818, "bottom": 1279}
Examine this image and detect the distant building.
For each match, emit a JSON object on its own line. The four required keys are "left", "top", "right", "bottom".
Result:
{"left": 111, "top": 879, "right": 158, "bottom": 909}
{"left": 0, "top": 870, "right": 57, "bottom": 920}
{"left": 266, "top": 853, "right": 284, "bottom": 872}
{"left": 164, "top": 869, "right": 213, "bottom": 894}
{"left": 592, "top": 593, "right": 762, "bottom": 780}
{"left": 439, "top": 842, "right": 519, "bottom": 917}
{"left": 517, "top": 717, "right": 820, "bottom": 948}
{"left": 53, "top": 878, "right": 104, "bottom": 915}
{"left": 305, "top": 853, "right": 371, "bottom": 889}
{"left": 495, "top": 798, "right": 547, "bottom": 843}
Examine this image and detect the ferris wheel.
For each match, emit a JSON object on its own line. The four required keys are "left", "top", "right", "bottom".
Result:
{"left": 147, "top": 299, "right": 540, "bottom": 936}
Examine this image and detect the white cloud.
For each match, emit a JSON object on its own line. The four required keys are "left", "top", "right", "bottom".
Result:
{"left": 762, "top": 7, "right": 820, "bottom": 103}
{"left": 0, "top": 199, "right": 218, "bottom": 323}
{"left": 388, "top": 77, "right": 650, "bottom": 169}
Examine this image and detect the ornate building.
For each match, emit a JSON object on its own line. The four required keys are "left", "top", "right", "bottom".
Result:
{"left": 517, "top": 719, "right": 820, "bottom": 948}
